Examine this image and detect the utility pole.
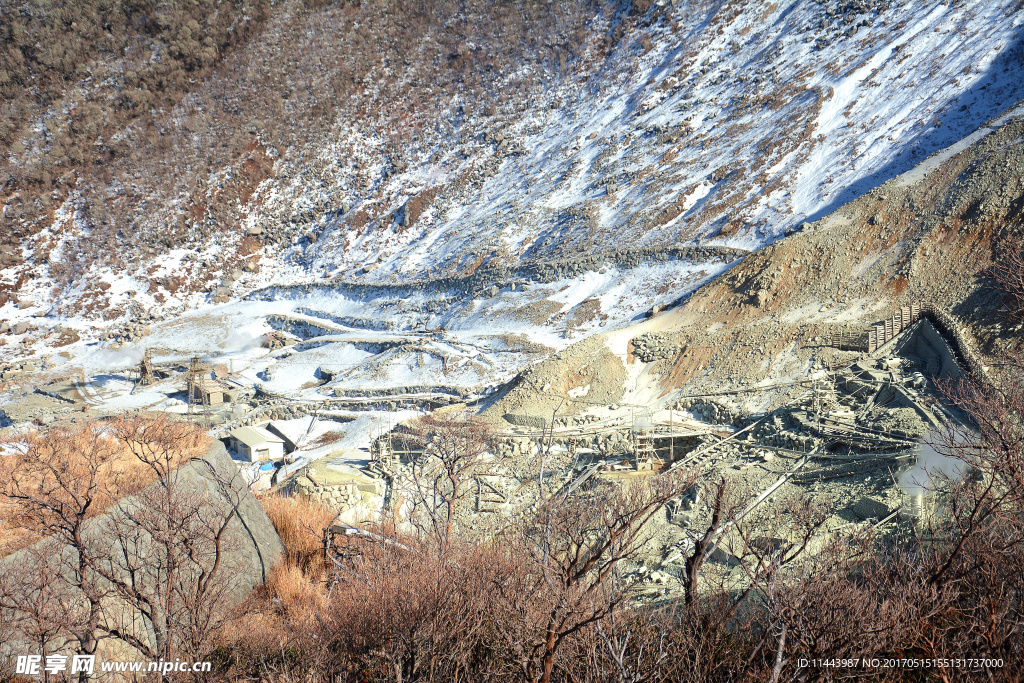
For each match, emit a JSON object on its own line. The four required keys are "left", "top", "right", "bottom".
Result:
{"left": 669, "top": 407, "right": 674, "bottom": 463}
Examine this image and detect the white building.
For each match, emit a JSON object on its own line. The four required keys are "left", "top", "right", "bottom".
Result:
{"left": 228, "top": 425, "right": 285, "bottom": 462}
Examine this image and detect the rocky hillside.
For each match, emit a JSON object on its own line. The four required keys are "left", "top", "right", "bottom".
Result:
{"left": 484, "top": 104, "right": 1024, "bottom": 420}
{"left": 2, "top": 0, "right": 1023, "bottom": 336}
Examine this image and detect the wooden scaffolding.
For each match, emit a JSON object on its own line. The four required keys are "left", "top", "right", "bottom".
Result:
{"left": 632, "top": 428, "right": 656, "bottom": 470}
{"left": 186, "top": 355, "right": 212, "bottom": 425}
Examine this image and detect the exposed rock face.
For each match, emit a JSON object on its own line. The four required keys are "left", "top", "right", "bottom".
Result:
{"left": 673, "top": 398, "right": 739, "bottom": 426}
{"left": 250, "top": 246, "right": 746, "bottom": 304}
{"left": 192, "top": 441, "right": 285, "bottom": 583}
{"left": 0, "top": 441, "right": 284, "bottom": 661}
{"left": 484, "top": 335, "right": 627, "bottom": 422}
{"left": 401, "top": 186, "right": 439, "bottom": 230}
{"left": 484, "top": 109, "right": 1024, "bottom": 430}
{"left": 631, "top": 332, "right": 681, "bottom": 363}
{"left": 503, "top": 413, "right": 550, "bottom": 429}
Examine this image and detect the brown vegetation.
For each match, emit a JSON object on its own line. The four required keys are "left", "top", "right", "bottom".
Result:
{"left": 259, "top": 492, "right": 337, "bottom": 565}
{"left": 6, "top": 374, "right": 1024, "bottom": 681}
{"left": 0, "top": 416, "right": 245, "bottom": 679}
{"left": 0, "top": 416, "right": 208, "bottom": 553}
{"left": 217, "top": 467, "right": 713, "bottom": 683}
{"left": 0, "top": 0, "right": 629, "bottom": 310}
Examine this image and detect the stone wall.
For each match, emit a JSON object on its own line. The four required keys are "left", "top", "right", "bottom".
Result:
{"left": 289, "top": 458, "right": 386, "bottom": 525}
{"left": 247, "top": 246, "right": 748, "bottom": 304}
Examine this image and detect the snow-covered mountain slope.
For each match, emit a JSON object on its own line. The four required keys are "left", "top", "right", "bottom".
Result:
{"left": 4, "top": 0, "right": 1024, "bottom": 329}
{"left": 2, "top": 1, "right": 1023, "bottom": 380}
{"left": 285, "top": 0, "right": 1024, "bottom": 280}
{"left": 48, "top": 250, "right": 736, "bottom": 396}
{"left": 484, "top": 106, "right": 1024, "bottom": 426}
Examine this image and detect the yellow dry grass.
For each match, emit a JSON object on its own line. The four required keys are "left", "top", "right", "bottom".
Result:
{"left": 258, "top": 493, "right": 338, "bottom": 562}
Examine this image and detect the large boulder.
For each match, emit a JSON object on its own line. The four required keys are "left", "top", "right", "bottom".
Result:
{"left": 851, "top": 496, "right": 891, "bottom": 521}
{"left": 503, "top": 413, "right": 549, "bottom": 430}
{"left": 0, "top": 441, "right": 284, "bottom": 661}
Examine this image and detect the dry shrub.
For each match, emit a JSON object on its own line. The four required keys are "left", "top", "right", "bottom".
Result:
{"left": 259, "top": 493, "right": 337, "bottom": 563}
{"left": 212, "top": 526, "right": 770, "bottom": 683}
{"left": 216, "top": 533, "right": 507, "bottom": 682}
{"left": 308, "top": 430, "right": 344, "bottom": 448}
{"left": 215, "top": 472, "right": 745, "bottom": 683}
{"left": 212, "top": 608, "right": 301, "bottom": 672}
{"left": 215, "top": 542, "right": 340, "bottom": 681}
{"left": 265, "top": 561, "right": 328, "bottom": 616}
{"left": 0, "top": 416, "right": 208, "bottom": 553}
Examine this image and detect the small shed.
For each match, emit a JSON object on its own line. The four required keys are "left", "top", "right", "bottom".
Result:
{"left": 228, "top": 425, "right": 285, "bottom": 462}
{"left": 190, "top": 379, "right": 232, "bottom": 405}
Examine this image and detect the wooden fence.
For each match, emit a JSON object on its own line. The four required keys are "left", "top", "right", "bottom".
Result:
{"left": 866, "top": 304, "right": 922, "bottom": 352}
{"left": 827, "top": 303, "right": 987, "bottom": 380}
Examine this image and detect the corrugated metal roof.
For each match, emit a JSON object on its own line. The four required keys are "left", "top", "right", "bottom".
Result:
{"left": 229, "top": 425, "right": 284, "bottom": 447}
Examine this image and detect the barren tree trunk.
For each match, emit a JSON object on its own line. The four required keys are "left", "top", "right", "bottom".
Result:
{"left": 685, "top": 479, "right": 727, "bottom": 605}
{"left": 540, "top": 625, "right": 557, "bottom": 683}
{"left": 73, "top": 526, "right": 103, "bottom": 683}
{"left": 769, "top": 621, "right": 787, "bottom": 683}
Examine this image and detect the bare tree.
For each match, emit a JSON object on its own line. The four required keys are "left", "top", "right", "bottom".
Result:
{"left": 404, "top": 411, "right": 495, "bottom": 552}
{"left": 913, "top": 361, "right": 1024, "bottom": 663}
{"left": 496, "top": 469, "right": 697, "bottom": 683}
{"left": 0, "top": 422, "right": 130, "bottom": 681}
{"left": 0, "top": 545, "right": 77, "bottom": 683}
{"left": 680, "top": 477, "right": 737, "bottom": 607}
{"left": 87, "top": 416, "right": 243, "bottom": 664}
{"left": 730, "top": 493, "right": 832, "bottom": 680}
